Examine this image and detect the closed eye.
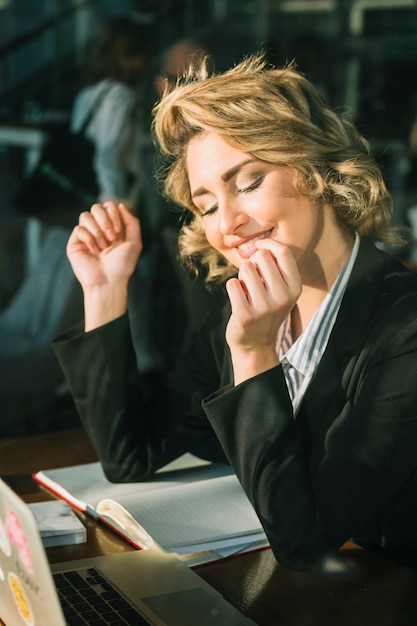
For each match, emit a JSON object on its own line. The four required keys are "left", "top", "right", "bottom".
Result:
{"left": 201, "top": 204, "right": 218, "bottom": 217}
{"left": 200, "top": 176, "right": 264, "bottom": 216}
{"left": 237, "top": 176, "right": 264, "bottom": 194}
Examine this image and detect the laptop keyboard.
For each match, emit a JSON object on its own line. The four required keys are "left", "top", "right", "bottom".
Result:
{"left": 53, "top": 567, "right": 150, "bottom": 625}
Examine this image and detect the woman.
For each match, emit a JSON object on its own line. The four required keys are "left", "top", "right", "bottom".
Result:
{"left": 70, "top": 17, "right": 151, "bottom": 209}
{"left": 54, "top": 53, "right": 417, "bottom": 571}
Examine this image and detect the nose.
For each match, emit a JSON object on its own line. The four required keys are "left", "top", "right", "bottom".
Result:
{"left": 217, "top": 197, "right": 249, "bottom": 235}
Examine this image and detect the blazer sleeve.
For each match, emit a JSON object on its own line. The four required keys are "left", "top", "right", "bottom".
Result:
{"left": 202, "top": 289, "right": 417, "bottom": 569}
{"left": 52, "top": 310, "right": 229, "bottom": 482}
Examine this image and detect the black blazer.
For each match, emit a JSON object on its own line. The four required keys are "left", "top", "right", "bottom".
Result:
{"left": 54, "top": 238, "right": 417, "bottom": 570}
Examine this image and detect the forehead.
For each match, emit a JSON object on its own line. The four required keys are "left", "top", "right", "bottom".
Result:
{"left": 186, "top": 133, "right": 251, "bottom": 175}
{"left": 186, "top": 133, "right": 255, "bottom": 198}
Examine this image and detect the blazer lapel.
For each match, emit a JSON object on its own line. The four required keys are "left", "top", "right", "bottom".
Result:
{"left": 295, "top": 238, "right": 386, "bottom": 439}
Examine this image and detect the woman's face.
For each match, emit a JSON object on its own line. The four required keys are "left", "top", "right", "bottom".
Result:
{"left": 186, "top": 133, "right": 334, "bottom": 267}
{"left": 186, "top": 132, "right": 327, "bottom": 271}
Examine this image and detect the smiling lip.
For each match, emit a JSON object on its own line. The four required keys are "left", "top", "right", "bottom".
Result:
{"left": 233, "top": 229, "right": 273, "bottom": 257}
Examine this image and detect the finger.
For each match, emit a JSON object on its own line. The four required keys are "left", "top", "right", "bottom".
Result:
{"left": 226, "top": 277, "right": 253, "bottom": 318}
{"left": 236, "top": 260, "right": 270, "bottom": 305}
{"left": 90, "top": 202, "right": 121, "bottom": 241}
{"left": 254, "top": 240, "right": 301, "bottom": 297}
{"left": 246, "top": 249, "right": 282, "bottom": 292}
{"left": 237, "top": 251, "right": 300, "bottom": 321}
{"left": 103, "top": 201, "right": 124, "bottom": 235}
{"left": 78, "top": 210, "right": 110, "bottom": 250}
{"left": 118, "top": 203, "right": 142, "bottom": 243}
{"left": 67, "top": 224, "right": 102, "bottom": 255}
{"left": 118, "top": 202, "right": 136, "bottom": 222}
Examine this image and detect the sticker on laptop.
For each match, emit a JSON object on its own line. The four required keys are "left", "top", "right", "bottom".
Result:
{"left": 0, "top": 515, "right": 12, "bottom": 557}
{"left": 5, "top": 506, "right": 32, "bottom": 571}
{"left": 8, "top": 572, "right": 34, "bottom": 625}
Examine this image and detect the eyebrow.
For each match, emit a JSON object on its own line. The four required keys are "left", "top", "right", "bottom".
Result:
{"left": 191, "top": 158, "right": 258, "bottom": 199}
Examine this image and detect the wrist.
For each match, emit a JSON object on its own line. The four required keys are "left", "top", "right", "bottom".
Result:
{"left": 230, "top": 347, "right": 279, "bottom": 386}
{"left": 83, "top": 282, "right": 129, "bottom": 332}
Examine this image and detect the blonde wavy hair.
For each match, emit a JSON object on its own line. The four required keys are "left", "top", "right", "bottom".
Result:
{"left": 152, "top": 52, "right": 404, "bottom": 283}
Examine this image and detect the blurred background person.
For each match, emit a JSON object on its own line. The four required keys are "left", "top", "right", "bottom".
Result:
{"left": 0, "top": 17, "right": 161, "bottom": 437}
{"left": 71, "top": 15, "right": 153, "bottom": 212}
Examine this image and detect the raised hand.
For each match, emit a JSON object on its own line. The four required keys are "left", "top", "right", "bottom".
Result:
{"left": 66, "top": 202, "right": 142, "bottom": 331}
{"left": 225, "top": 239, "right": 301, "bottom": 384}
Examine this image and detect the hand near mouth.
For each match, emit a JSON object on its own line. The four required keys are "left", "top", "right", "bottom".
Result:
{"left": 225, "top": 239, "right": 301, "bottom": 385}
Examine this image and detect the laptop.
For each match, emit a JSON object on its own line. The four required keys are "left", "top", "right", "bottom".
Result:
{"left": 0, "top": 477, "right": 257, "bottom": 625}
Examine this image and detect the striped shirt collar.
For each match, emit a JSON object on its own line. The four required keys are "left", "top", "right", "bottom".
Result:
{"left": 278, "top": 233, "right": 360, "bottom": 413}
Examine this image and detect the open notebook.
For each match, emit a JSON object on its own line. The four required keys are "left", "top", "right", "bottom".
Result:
{"left": 33, "top": 453, "right": 269, "bottom": 566}
{"left": 0, "top": 476, "right": 258, "bottom": 626}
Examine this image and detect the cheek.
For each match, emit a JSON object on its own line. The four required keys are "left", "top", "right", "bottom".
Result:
{"left": 203, "top": 220, "right": 238, "bottom": 265}
{"left": 202, "top": 221, "right": 220, "bottom": 249}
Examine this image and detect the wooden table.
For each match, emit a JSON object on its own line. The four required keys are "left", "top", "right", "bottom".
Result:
{"left": 1, "top": 428, "right": 417, "bottom": 626}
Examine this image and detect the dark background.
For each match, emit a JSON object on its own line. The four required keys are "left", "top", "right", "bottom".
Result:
{"left": 1, "top": 0, "right": 417, "bottom": 437}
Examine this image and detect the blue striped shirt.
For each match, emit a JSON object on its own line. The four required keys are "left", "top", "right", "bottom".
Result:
{"left": 278, "top": 234, "right": 360, "bottom": 415}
